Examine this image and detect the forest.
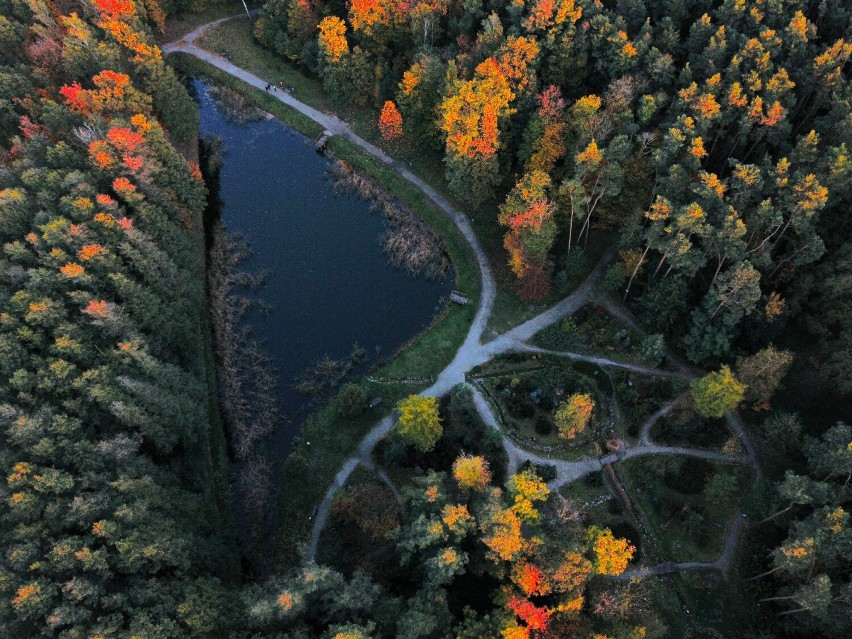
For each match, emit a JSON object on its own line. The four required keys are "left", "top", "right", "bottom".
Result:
{"left": 0, "top": 1, "right": 849, "bottom": 639}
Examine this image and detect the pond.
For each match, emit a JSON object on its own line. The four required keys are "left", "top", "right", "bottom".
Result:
{"left": 194, "top": 80, "right": 453, "bottom": 459}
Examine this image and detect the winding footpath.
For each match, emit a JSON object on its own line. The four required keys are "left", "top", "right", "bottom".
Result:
{"left": 165, "top": 14, "right": 761, "bottom": 578}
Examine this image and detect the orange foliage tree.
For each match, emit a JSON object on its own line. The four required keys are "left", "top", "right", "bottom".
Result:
{"left": 318, "top": 16, "right": 349, "bottom": 62}
{"left": 499, "top": 170, "right": 557, "bottom": 284}
{"left": 526, "top": 85, "right": 568, "bottom": 173}
{"left": 378, "top": 100, "right": 403, "bottom": 140}
{"left": 349, "top": 0, "right": 395, "bottom": 37}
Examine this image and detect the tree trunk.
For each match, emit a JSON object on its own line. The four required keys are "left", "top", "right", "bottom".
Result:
{"left": 752, "top": 504, "right": 793, "bottom": 527}
{"left": 624, "top": 245, "right": 650, "bottom": 301}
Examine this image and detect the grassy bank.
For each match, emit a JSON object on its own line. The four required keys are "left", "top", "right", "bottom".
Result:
{"left": 157, "top": 2, "right": 263, "bottom": 44}
{"left": 168, "top": 53, "right": 324, "bottom": 137}
{"left": 275, "top": 380, "right": 417, "bottom": 567}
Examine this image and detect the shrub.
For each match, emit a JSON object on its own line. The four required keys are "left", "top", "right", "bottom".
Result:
{"left": 337, "top": 383, "right": 368, "bottom": 418}
{"left": 520, "top": 460, "right": 557, "bottom": 482}
{"left": 638, "top": 334, "right": 665, "bottom": 367}
{"left": 534, "top": 416, "right": 552, "bottom": 435}
{"left": 603, "top": 262, "right": 627, "bottom": 294}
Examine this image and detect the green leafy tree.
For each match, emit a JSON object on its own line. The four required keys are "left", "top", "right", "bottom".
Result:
{"left": 338, "top": 383, "right": 368, "bottom": 418}
{"left": 690, "top": 365, "right": 745, "bottom": 417}
{"left": 736, "top": 346, "right": 793, "bottom": 408}
{"left": 638, "top": 334, "right": 666, "bottom": 367}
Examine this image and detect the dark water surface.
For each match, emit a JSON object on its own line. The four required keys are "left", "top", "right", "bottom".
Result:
{"left": 195, "top": 80, "right": 452, "bottom": 458}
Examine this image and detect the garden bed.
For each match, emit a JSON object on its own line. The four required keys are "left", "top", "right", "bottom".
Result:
{"left": 619, "top": 457, "right": 751, "bottom": 562}
{"left": 475, "top": 362, "right": 615, "bottom": 460}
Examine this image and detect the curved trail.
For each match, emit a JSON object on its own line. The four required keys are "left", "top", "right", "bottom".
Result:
{"left": 165, "top": 15, "right": 760, "bottom": 578}
{"left": 471, "top": 385, "right": 748, "bottom": 491}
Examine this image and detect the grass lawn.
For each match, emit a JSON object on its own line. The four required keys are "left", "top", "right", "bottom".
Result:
{"left": 275, "top": 380, "right": 416, "bottom": 568}
{"left": 197, "top": 17, "right": 333, "bottom": 112}
{"left": 157, "top": 1, "right": 263, "bottom": 44}
{"left": 672, "top": 571, "right": 759, "bottom": 636}
{"left": 558, "top": 472, "right": 611, "bottom": 505}
{"left": 619, "top": 457, "right": 751, "bottom": 563}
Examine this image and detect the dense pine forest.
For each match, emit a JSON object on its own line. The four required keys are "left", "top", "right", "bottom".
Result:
{"left": 1, "top": 1, "right": 849, "bottom": 639}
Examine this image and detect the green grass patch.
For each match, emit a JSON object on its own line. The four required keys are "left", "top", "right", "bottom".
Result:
{"left": 275, "top": 381, "right": 415, "bottom": 568}
{"left": 196, "top": 17, "right": 331, "bottom": 112}
{"left": 558, "top": 472, "right": 610, "bottom": 505}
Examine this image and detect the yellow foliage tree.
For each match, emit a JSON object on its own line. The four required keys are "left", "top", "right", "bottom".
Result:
{"left": 482, "top": 507, "right": 524, "bottom": 562}
{"left": 508, "top": 469, "right": 550, "bottom": 521}
{"left": 395, "top": 395, "right": 442, "bottom": 452}
{"left": 554, "top": 393, "right": 594, "bottom": 439}
{"left": 452, "top": 454, "right": 491, "bottom": 491}
{"left": 585, "top": 526, "right": 635, "bottom": 575}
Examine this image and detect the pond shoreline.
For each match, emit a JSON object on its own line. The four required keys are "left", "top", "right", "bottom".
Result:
{"left": 178, "top": 69, "right": 479, "bottom": 569}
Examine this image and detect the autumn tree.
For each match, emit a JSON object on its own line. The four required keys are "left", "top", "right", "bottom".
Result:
{"left": 508, "top": 468, "right": 550, "bottom": 521}
{"left": 554, "top": 393, "right": 595, "bottom": 439}
{"left": 440, "top": 57, "right": 514, "bottom": 206}
{"left": 318, "top": 15, "right": 349, "bottom": 62}
{"left": 585, "top": 526, "right": 635, "bottom": 576}
{"left": 317, "top": 15, "right": 351, "bottom": 103}
{"left": 499, "top": 170, "right": 558, "bottom": 299}
{"left": 378, "top": 100, "right": 403, "bottom": 140}
{"left": 396, "top": 395, "right": 442, "bottom": 452}
{"left": 440, "top": 35, "right": 539, "bottom": 206}
{"left": 452, "top": 454, "right": 491, "bottom": 491}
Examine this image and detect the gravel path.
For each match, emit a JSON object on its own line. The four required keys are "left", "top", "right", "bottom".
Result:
{"left": 166, "top": 15, "right": 761, "bottom": 579}
{"left": 639, "top": 395, "right": 687, "bottom": 444}
{"left": 510, "top": 344, "right": 683, "bottom": 379}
